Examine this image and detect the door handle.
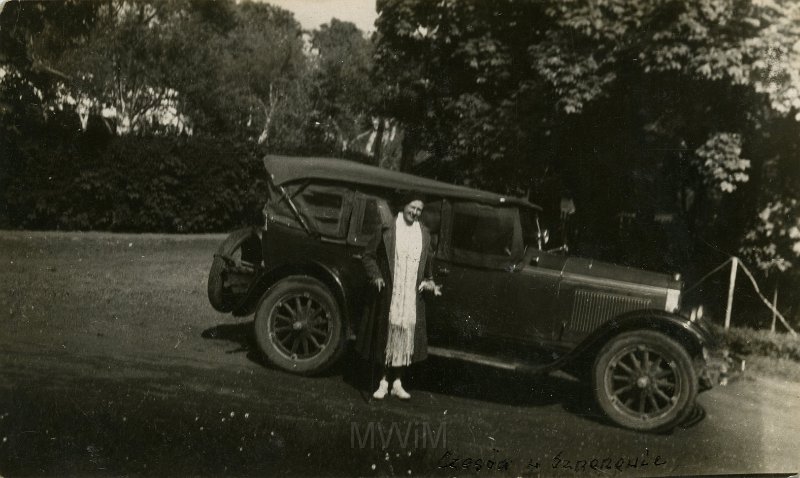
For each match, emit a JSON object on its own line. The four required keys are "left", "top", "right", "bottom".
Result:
{"left": 437, "top": 267, "right": 450, "bottom": 276}
{"left": 351, "top": 253, "right": 363, "bottom": 260}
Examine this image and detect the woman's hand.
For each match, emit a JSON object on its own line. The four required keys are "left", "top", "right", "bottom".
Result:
{"left": 372, "top": 278, "right": 385, "bottom": 291}
{"left": 418, "top": 279, "right": 442, "bottom": 296}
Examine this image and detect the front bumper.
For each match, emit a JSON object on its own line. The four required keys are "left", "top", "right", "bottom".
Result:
{"left": 698, "top": 348, "right": 745, "bottom": 391}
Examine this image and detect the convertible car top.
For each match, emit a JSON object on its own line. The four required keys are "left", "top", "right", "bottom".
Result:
{"left": 263, "top": 155, "right": 542, "bottom": 211}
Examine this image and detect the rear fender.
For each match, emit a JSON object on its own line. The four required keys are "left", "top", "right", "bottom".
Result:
{"left": 232, "top": 262, "right": 350, "bottom": 327}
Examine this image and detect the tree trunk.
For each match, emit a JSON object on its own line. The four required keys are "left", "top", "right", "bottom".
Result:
{"left": 372, "top": 117, "right": 385, "bottom": 166}
{"left": 399, "top": 125, "right": 416, "bottom": 172}
{"left": 258, "top": 84, "right": 278, "bottom": 146}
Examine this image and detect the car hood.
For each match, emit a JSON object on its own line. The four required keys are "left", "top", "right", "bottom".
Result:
{"left": 562, "top": 256, "right": 683, "bottom": 290}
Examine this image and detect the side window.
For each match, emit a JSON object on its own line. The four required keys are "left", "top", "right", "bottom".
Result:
{"left": 451, "top": 203, "right": 519, "bottom": 259}
{"left": 348, "top": 196, "right": 442, "bottom": 249}
{"left": 293, "top": 184, "right": 352, "bottom": 238}
{"left": 349, "top": 196, "right": 392, "bottom": 245}
{"left": 421, "top": 200, "right": 443, "bottom": 252}
{"left": 360, "top": 199, "right": 386, "bottom": 236}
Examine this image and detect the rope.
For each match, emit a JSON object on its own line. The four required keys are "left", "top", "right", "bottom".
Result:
{"left": 684, "top": 257, "right": 733, "bottom": 293}
{"left": 737, "top": 259, "right": 798, "bottom": 337}
{"left": 681, "top": 256, "right": 797, "bottom": 337}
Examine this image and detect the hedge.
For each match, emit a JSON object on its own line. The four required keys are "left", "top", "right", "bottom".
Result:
{"left": 714, "top": 325, "right": 800, "bottom": 362}
{"left": 3, "top": 135, "right": 268, "bottom": 233}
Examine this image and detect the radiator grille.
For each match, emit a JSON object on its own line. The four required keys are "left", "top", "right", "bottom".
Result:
{"left": 570, "top": 290, "right": 651, "bottom": 332}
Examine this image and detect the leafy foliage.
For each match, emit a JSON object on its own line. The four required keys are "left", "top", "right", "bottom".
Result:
{"left": 2, "top": 0, "right": 372, "bottom": 151}
{"left": 309, "top": 19, "right": 376, "bottom": 154}
{"left": 741, "top": 199, "right": 800, "bottom": 272}
{"left": 695, "top": 133, "right": 750, "bottom": 193}
{"left": 191, "top": 2, "right": 310, "bottom": 146}
{"left": 50, "top": 1, "right": 218, "bottom": 134}
{"left": 375, "top": 0, "right": 799, "bottom": 177}
{"left": 373, "top": 0, "right": 800, "bottom": 287}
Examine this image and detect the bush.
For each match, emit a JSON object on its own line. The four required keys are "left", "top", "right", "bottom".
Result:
{"left": 714, "top": 325, "right": 800, "bottom": 362}
{"left": 4, "top": 135, "right": 268, "bottom": 233}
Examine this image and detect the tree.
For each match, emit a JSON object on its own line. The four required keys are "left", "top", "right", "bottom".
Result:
{"left": 12, "top": 0, "right": 313, "bottom": 145}
{"left": 188, "top": 1, "right": 309, "bottom": 147}
{"left": 1, "top": 0, "right": 98, "bottom": 133}
{"left": 1, "top": 1, "right": 101, "bottom": 226}
{"left": 309, "top": 19, "right": 375, "bottom": 156}
{"left": 374, "top": 0, "right": 800, "bottom": 277}
{"left": 48, "top": 0, "right": 234, "bottom": 135}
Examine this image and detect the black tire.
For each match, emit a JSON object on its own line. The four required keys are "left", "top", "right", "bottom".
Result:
{"left": 254, "top": 276, "right": 345, "bottom": 375}
{"left": 592, "top": 330, "right": 698, "bottom": 432}
{"left": 207, "top": 228, "right": 261, "bottom": 313}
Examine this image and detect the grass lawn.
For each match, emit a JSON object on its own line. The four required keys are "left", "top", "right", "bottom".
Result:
{"left": 0, "top": 230, "right": 232, "bottom": 363}
{"left": 738, "top": 355, "right": 800, "bottom": 383}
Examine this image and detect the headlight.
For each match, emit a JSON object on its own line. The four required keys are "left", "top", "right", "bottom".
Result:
{"left": 688, "top": 305, "right": 704, "bottom": 322}
{"left": 665, "top": 289, "right": 680, "bottom": 312}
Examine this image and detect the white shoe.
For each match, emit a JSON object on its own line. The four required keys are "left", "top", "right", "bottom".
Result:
{"left": 372, "top": 379, "right": 389, "bottom": 400}
{"left": 390, "top": 379, "right": 411, "bottom": 400}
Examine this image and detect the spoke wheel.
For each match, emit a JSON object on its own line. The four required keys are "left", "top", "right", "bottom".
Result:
{"left": 254, "top": 276, "right": 344, "bottom": 375}
{"left": 593, "top": 331, "right": 698, "bottom": 432}
{"left": 270, "top": 294, "right": 333, "bottom": 360}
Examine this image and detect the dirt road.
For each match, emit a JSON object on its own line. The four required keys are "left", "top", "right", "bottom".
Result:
{"left": 1, "top": 231, "right": 798, "bottom": 476}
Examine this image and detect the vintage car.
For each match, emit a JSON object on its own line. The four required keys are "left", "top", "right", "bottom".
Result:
{"left": 207, "top": 155, "right": 735, "bottom": 432}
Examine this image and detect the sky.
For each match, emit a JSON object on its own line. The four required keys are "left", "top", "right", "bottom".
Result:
{"left": 265, "top": 0, "right": 379, "bottom": 33}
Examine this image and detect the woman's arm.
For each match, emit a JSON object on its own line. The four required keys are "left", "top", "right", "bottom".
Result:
{"left": 418, "top": 230, "right": 441, "bottom": 295}
{"left": 362, "top": 225, "right": 384, "bottom": 282}
{"left": 423, "top": 237, "right": 435, "bottom": 280}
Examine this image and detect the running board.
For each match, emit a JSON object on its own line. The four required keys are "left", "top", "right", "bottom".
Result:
{"left": 427, "top": 346, "right": 555, "bottom": 375}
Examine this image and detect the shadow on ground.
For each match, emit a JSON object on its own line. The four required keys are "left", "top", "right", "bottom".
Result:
{"left": 200, "top": 321, "right": 616, "bottom": 428}
{"left": 201, "top": 321, "right": 707, "bottom": 431}
{"left": 201, "top": 321, "right": 269, "bottom": 368}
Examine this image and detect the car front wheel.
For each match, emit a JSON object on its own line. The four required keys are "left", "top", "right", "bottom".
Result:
{"left": 593, "top": 330, "right": 698, "bottom": 432}
{"left": 254, "top": 276, "right": 344, "bottom": 375}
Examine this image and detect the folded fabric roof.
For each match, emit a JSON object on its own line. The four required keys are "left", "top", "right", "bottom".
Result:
{"left": 263, "top": 155, "right": 541, "bottom": 210}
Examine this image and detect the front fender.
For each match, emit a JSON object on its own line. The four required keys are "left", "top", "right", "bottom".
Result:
{"left": 555, "top": 309, "right": 716, "bottom": 375}
{"left": 589, "top": 309, "right": 715, "bottom": 356}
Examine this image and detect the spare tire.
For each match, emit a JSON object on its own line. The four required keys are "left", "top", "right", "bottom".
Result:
{"left": 207, "top": 228, "right": 262, "bottom": 312}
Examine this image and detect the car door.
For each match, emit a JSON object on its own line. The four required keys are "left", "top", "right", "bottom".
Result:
{"left": 516, "top": 249, "right": 568, "bottom": 343}
{"left": 428, "top": 201, "right": 561, "bottom": 358}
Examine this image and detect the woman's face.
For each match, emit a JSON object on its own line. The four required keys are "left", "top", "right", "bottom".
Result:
{"left": 402, "top": 200, "right": 424, "bottom": 225}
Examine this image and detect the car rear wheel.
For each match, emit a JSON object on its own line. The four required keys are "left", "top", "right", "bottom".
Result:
{"left": 254, "top": 276, "right": 344, "bottom": 375}
{"left": 207, "top": 228, "right": 261, "bottom": 312}
{"left": 593, "top": 331, "right": 698, "bottom": 432}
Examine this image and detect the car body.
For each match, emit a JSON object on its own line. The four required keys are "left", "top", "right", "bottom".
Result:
{"left": 207, "top": 155, "right": 738, "bottom": 432}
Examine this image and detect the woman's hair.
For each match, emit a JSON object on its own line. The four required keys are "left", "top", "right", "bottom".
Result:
{"left": 392, "top": 190, "right": 426, "bottom": 212}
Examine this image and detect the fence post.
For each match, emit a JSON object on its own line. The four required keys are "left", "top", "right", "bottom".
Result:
{"left": 724, "top": 257, "right": 739, "bottom": 329}
{"left": 771, "top": 285, "right": 778, "bottom": 333}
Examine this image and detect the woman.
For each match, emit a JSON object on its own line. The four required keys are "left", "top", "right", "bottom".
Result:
{"left": 355, "top": 192, "right": 440, "bottom": 400}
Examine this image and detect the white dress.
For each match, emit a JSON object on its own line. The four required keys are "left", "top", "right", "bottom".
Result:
{"left": 384, "top": 213, "right": 422, "bottom": 367}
